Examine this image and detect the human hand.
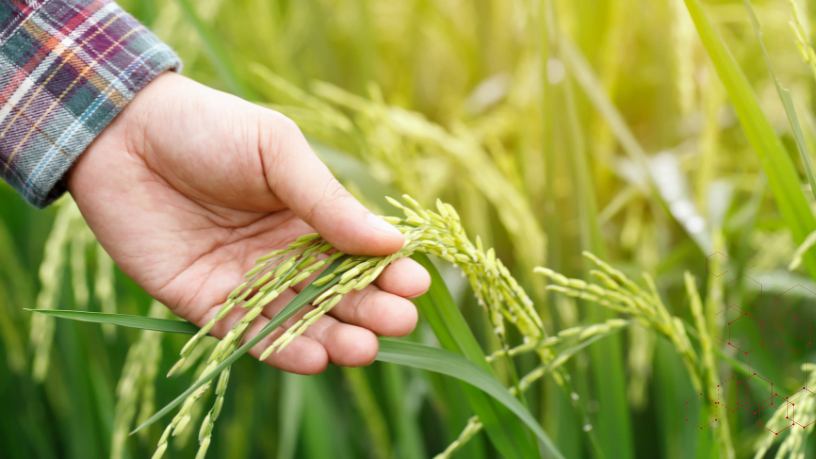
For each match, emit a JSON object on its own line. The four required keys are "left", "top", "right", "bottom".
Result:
{"left": 67, "top": 72, "right": 430, "bottom": 374}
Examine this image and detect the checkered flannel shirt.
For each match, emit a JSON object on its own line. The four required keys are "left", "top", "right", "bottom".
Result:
{"left": 0, "top": 0, "right": 180, "bottom": 207}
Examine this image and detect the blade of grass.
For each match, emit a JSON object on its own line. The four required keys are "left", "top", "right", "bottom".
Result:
{"left": 131, "top": 255, "right": 348, "bottom": 434}
{"left": 790, "top": 229, "right": 816, "bottom": 271}
{"left": 685, "top": 272, "right": 733, "bottom": 459}
{"left": 26, "top": 310, "right": 200, "bottom": 335}
{"left": 276, "top": 372, "right": 305, "bottom": 459}
{"left": 382, "top": 363, "right": 426, "bottom": 459}
{"left": 36, "top": 304, "right": 561, "bottom": 457}
{"left": 539, "top": 5, "right": 582, "bottom": 455}
{"left": 51, "top": 254, "right": 561, "bottom": 457}
{"left": 653, "top": 340, "right": 696, "bottom": 459}
{"left": 411, "top": 253, "right": 549, "bottom": 459}
{"left": 400, "top": 320, "right": 632, "bottom": 459}
{"left": 377, "top": 338, "right": 562, "bottom": 459}
{"left": 683, "top": 0, "right": 816, "bottom": 281}
{"left": 57, "top": 319, "right": 101, "bottom": 459}
{"left": 301, "top": 373, "right": 355, "bottom": 459}
{"left": 341, "top": 366, "right": 392, "bottom": 459}
{"left": 742, "top": 0, "right": 816, "bottom": 202}
{"left": 557, "top": 14, "right": 633, "bottom": 458}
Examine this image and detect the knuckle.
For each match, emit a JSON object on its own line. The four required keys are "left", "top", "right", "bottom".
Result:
{"left": 320, "top": 176, "right": 350, "bottom": 203}
{"left": 268, "top": 111, "right": 301, "bottom": 144}
{"left": 257, "top": 110, "right": 303, "bottom": 177}
{"left": 259, "top": 111, "right": 300, "bottom": 155}
{"left": 351, "top": 288, "right": 374, "bottom": 324}
{"left": 310, "top": 175, "right": 353, "bottom": 221}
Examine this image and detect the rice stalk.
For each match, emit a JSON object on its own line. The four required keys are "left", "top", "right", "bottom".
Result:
{"left": 95, "top": 243, "right": 118, "bottom": 340}
{"left": 589, "top": 0, "right": 632, "bottom": 170}
{"left": 111, "top": 301, "right": 167, "bottom": 459}
{"left": 152, "top": 195, "right": 541, "bottom": 458}
{"left": 789, "top": 0, "right": 816, "bottom": 81}
{"left": 753, "top": 364, "right": 816, "bottom": 459}
{"left": 788, "top": 229, "right": 816, "bottom": 271}
{"left": 432, "top": 416, "right": 482, "bottom": 459}
{"left": 695, "top": 67, "right": 726, "bottom": 212}
{"left": 341, "top": 367, "right": 391, "bottom": 459}
{"left": 671, "top": 0, "right": 698, "bottom": 117}
{"left": 0, "top": 280, "right": 26, "bottom": 373}
{"left": 30, "top": 199, "right": 81, "bottom": 381}
{"left": 686, "top": 271, "right": 733, "bottom": 459}
{"left": 626, "top": 324, "right": 655, "bottom": 410}
{"left": 69, "top": 222, "right": 92, "bottom": 311}
{"left": 484, "top": 318, "right": 629, "bottom": 363}
{"left": 536, "top": 255, "right": 741, "bottom": 456}
{"left": 0, "top": 217, "right": 33, "bottom": 374}
{"left": 30, "top": 196, "right": 120, "bottom": 379}
{"left": 536, "top": 253, "right": 704, "bottom": 392}
{"left": 441, "top": 317, "right": 630, "bottom": 458}
{"left": 252, "top": 66, "right": 546, "bottom": 294}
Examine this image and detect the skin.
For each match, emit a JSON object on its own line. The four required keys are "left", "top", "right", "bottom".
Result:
{"left": 67, "top": 71, "right": 431, "bottom": 375}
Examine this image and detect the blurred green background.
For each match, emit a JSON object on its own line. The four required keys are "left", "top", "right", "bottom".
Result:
{"left": 4, "top": 0, "right": 816, "bottom": 457}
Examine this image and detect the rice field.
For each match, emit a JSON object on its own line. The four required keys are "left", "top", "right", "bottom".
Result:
{"left": 3, "top": 0, "right": 816, "bottom": 458}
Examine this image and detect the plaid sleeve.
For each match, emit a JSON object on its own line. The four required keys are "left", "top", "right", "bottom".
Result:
{"left": 0, "top": 0, "right": 181, "bottom": 207}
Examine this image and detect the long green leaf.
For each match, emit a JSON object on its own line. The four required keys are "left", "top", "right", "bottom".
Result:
{"left": 131, "top": 256, "right": 348, "bottom": 434}
{"left": 684, "top": 0, "right": 816, "bottom": 280}
{"left": 37, "top": 307, "right": 564, "bottom": 457}
{"left": 410, "top": 253, "right": 549, "bottom": 459}
{"left": 276, "top": 372, "right": 305, "bottom": 459}
{"left": 555, "top": 12, "right": 632, "bottom": 456}
{"left": 742, "top": 0, "right": 816, "bottom": 202}
{"left": 44, "top": 255, "right": 562, "bottom": 457}
{"left": 382, "top": 363, "right": 426, "bottom": 459}
{"left": 26, "top": 310, "right": 199, "bottom": 335}
{"left": 377, "top": 338, "right": 562, "bottom": 459}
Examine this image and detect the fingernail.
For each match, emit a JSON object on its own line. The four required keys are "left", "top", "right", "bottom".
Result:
{"left": 367, "top": 213, "right": 403, "bottom": 237}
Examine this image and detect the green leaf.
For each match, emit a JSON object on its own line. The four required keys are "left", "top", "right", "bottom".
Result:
{"left": 301, "top": 374, "right": 355, "bottom": 459}
{"left": 410, "top": 253, "right": 553, "bottom": 459}
{"left": 683, "top": 0, "right": 816, "bottom": 279}
{"left": 553, "top": 16, "right": 632, "bottom": 456}
{"left": 790, "top": 230, "right": 816, "bottom": 271}
{"left": 276, "top": 372, "right": 306, "bottom": 459}
{"left": 381, "top": 363, "right": 426, "bottom": 459}
{"left": 26, "top": 310, "right": 200, "bottom": 335}
{"left": 37, "top": 306, "right": 565, "bottom": 457}
{"left": 130, "top": 256, "right": 349, "bottom": 434}
{"left": 741, "top": 0, "right": 816, "bottom": 203}
{"left": 44, "top": 254, "right": 563, "bottom": 458}
{"left": 377, "top": 338, "right": 563, "bottom": 459}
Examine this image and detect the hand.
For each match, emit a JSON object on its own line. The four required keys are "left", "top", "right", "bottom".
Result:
{"left": 67, "top": 72, "right": 430, "bottom": 375}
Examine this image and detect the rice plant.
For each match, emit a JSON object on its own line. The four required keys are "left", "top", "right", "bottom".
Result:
{"left": 9, "top": 0, "right": 816, "bottom": 458}
{"left": 144, "top": 195, "right": 549, "bottom": 458}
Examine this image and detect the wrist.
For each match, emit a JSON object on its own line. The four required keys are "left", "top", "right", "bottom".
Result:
{"left": 66, "top": 71, "right": 181, "bottom": 195}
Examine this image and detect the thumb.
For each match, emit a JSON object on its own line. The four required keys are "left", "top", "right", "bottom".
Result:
{"left": 263, "top": 115, "right": 404, "bottom": 256}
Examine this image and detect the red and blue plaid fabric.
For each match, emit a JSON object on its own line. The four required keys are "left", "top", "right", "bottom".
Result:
{"left": 0, "top": 0, "right": 180, "bottom": 207}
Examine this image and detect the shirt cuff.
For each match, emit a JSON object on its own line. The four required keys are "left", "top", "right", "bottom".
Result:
{"left": 0, "top": 0, "right": 181, "bottom": 207}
